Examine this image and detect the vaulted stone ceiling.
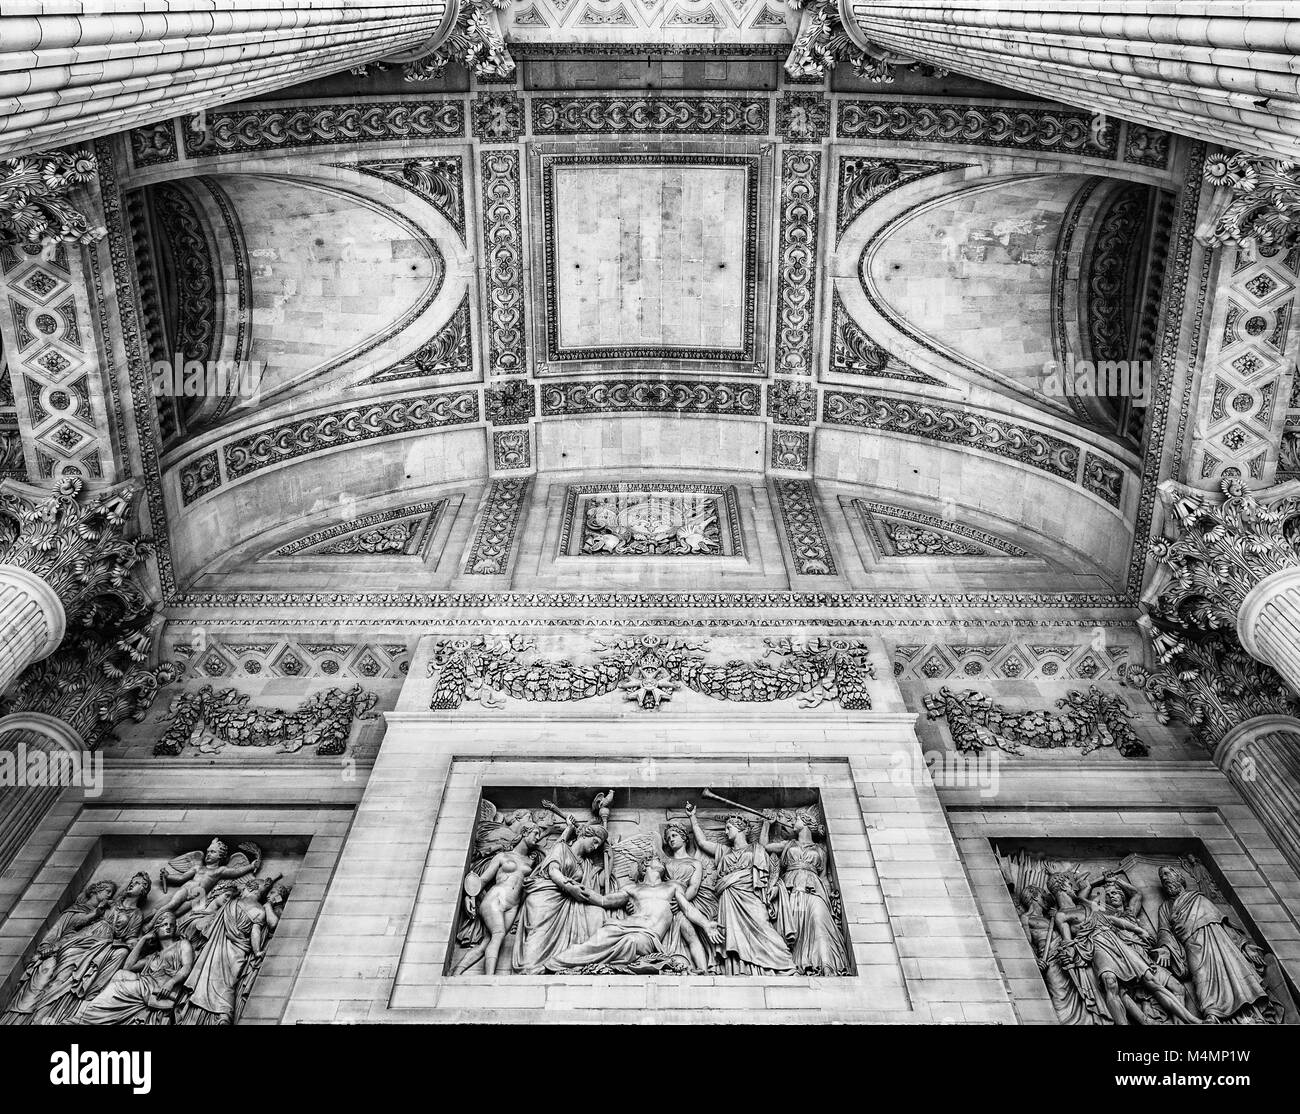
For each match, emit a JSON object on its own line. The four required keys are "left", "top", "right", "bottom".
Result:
{"left": 112, "top": 61, "right": 1185, "bottom": 602}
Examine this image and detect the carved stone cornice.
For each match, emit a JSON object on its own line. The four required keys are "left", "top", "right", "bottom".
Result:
{"left": 1200, "top": 152, "right": 1300, "bottom": 251}
{"left": 0, "top": 150, "right": 104, "bottom": 248}
{"left": 0, "top": 477, "right": 152, "bottom": 629}
{"left": 786, "top": 0, "right": 941, "bottom": 82}
{"left": 1145, "top": 478, "right": 1299, "bottom": 632}
{"left": 1125, "top": 618, "right": 1300, "bottom": 751}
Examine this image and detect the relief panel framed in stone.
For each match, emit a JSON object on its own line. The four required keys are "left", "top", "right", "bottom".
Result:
{"left": 446, "top": 787, "right": 852, "bottom": 978}
{"left": 993, "top": 838, "right": 1300, "bottom": 1025}
{"left": 556, "top": 482, "right": 745, "bottom": 559}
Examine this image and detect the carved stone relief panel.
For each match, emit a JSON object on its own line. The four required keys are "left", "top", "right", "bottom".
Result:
{"left": 1, "top": 835, "right": 303, "bottom": 1026}
{"left": 558, "top": 482, "right": 744, "bottom": 558}
{"left": 448, "top": 787, "right": 850, "bottom": 977}
{"left": 995, "top": 840, "right": 1299, "bottom": 1025}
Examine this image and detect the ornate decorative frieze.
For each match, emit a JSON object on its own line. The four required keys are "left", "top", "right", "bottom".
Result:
{"left": 923, "top": 687, "right": 1147, "bottom": 757}
{"left": 531, "top": 96, "right": 768, "bottom": 136}
{"left": 999, "top": 845, "right": 1294, "bottom": 1025}
{"left": 182, "top": 102, "right": 465, "bottom": 158}
{"left": 363, "top": 296, "right": 473, "bottom": 385}
{"left": 153, "top": 684, "right": 378, "bottom": 757}
{"left": 767, "top": 379, "right": 816, "bottom": 425}
{"left": 463, "top": 478, "right": 530, "bottom": 575}
{"left": 835, "top": 156, "right": 965, "bottom": 241}
{"left": 828, "top": 292, "right": 941, "bottom": 384}
{"left": 1123, "top": 124, "right": 1173, "bottom": 169}
{"left": 480, "top": 151, "right": 528, "bottom": 377}
{"left": 151, "top": 183, "right": 218, "bottom": 367}
{"left": 837, "top": 100, "right": 1116, "bottom": 159}
{"left": 774, "top": 150, "right": 821, "bottom": 377}
{"left": 353, "top": 156, "right": 466, "bottom": 240}
{"left": 221, "top": 390, "right": 479, "bottom": 481}
{"left": 128, "top": 121, "right": 179, "bottom": 168}
{"left": 540, "top": 379, "right": 761, "bottom": 417}
{"left": 269, "top": 500, "right": 446, "bottom": 559}
{"left": 0, "top": 151, "right": 103, "bottom": 248}
{"left": 776, "top": 93, "right": 830, "bottom": 142}
{"left": 822, "top": 391, "right": 1080, "bottom": 481}
{"left": 894, "top": 640, "right": 1128, "bottom": 682}
{"left": 169, "top": 635, "right": 412, "bottom": 681}
{"left": 854, "top": 499, "right": 1029, "bottom": 558}
{"left": 772, "top": 478, "right": 837, "bottom": 575}
{"left": 427, "top": 634, "right": 874, "bottom": 710}
{"left": 1201, "top": 153, "right": 1300, "bottom": 251}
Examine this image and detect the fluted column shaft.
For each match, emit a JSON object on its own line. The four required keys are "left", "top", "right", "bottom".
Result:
{"left": 1216, "top": 714, "right": 1300, "bottom": 877}
{"left": 0, "top": 565, "right": 65, "bottom": 696}
{"left": 0, "top": 1, "right": 458, "bottom": 158}
{"left": 838, "top": 2, "right": 1300, "bottom": 161}
{"left": 0, "top": 716, "right": 86, "bottom": 874}
{"left": 1239, "top": 568, "right": 1300, "bottom": 699}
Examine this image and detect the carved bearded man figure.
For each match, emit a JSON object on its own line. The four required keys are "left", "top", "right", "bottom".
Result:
{"left": 1153, "top": 865, "right": 1269, "bottom": 1021}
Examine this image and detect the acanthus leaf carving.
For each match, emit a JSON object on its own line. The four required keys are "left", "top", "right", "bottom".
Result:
{"left": 0, "top": 150, "right": 105, "bottom": 249}
{"left": 1201, "top": 152, "right": 1300, "bottom": 251}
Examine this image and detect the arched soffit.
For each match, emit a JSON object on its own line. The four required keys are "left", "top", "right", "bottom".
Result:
{"left": 834, "top": 169, "right": 1152, "bottom": 431}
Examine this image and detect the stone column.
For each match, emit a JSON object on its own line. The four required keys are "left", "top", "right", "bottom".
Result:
{"left": 1215, "top": 714, "right": 1300, "bottom": 877}
{"left": 0, "top": 477, "right": 149, "bottom": 696}
{"left": 1239, "top": 569, "right": 1300, "bottom": 700}
{"left": 0, "top": 566, "right": 65, "bottom": 696}
{"left": 0, "top": 714, "right": 85, "bottom": 874}
{"left": 837, "top": 1, "right": 1300, "bottom": 160}
{"left": 0, "top": 2, "right": 458, "bottom": 158}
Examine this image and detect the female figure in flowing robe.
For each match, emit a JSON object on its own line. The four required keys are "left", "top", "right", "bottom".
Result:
{"left": 28, "top": 871, "right": 151, "bottom": 1024}
{"left": 80, "top": 911, "right": 195, "bottom": 1025}
{"left": 1, "top": 881, "right": 117, "bottom": 1024}
{"left": 511, "top": 820, "right": 607, "bottom": 973}
{"left": 764, "top": 809, "right": 849, "bottom": 975}
{"left": 180, "top": 875, "right": 270, "bottom": 1024}
{"left": 1152, "top": 865, "right": 1269, "bottom": 1021}
{"left": 454, "top": 826, "right": 543, "bottom": 974}
{"left": 685, "top": 804, "right": 794, "bottom": 975}
{"left": 542, "top": 855, "right": 722, "bottom": 973}
{"left": 661, "top": 821, "right": 713, "bottom": 973}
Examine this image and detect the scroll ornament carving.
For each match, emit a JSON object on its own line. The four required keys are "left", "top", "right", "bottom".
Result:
{"left": 1001, "top": 848, "right": 1295, "bottom": 1025}
{"left": 785, "top": 0, "right": 944, "bottom": 82}
{"left": 0, "top": 150, "right": 105, "bottom": 248}
{"left": 0, "top": 477, "right": 153, "bottom": 629}
{"left": 923, "top": 687, "right": 1148, "bottom": 757}
{"left": 427, "top": 635, "right": 875, "bottom": 711}
{"left": 1146, "top": 478, "right": 1299, "bottom": 632}
{"left": 1201, "top": 152, "right": 1300, "bottom": 251}
{"left": 2, "top": 839, "right": 290, "bottom": 1025}
{"left": 452, "top": 790, "right": 848, "bottom": 976}
{"left": 152, "top": 685, "right": 379, "bottom": 757}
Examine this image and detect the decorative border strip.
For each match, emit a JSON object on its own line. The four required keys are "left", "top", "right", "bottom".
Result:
{"left": 836, "top": 100, "right": 1117, "bottom": 159}
{"left": 463, "top": 478, "right": 530, "bottom": 575}
{"left": 480, "top": 150, "right": 528, "bottom": 377}
{"left": 350, "top": 155, "right": 466, "bottom": 241}
{"left": 852, "top": 498, "right": 1031, "bottom": 558}
{"left": 181, "top": 101, "right": 465, "bottom": 157}
{"left": 835, "top": 155, "right": 967, "bottom": 241}
{"left": 773, "top": 478, "right": 837, "bottom": 575}
{"left": 540, "top": 152, "right": 759, "bottom": 364}
{"left": 822, "top": 389, "right": 1080, "bottom": 482}
{"left": 539, "top": 379, "right": 762, "bottom": 416}
{"left": 270, "top": 500, "right": 446, "bottom": 558}
{"left": 531, "top": 96, "right": 769, "bottom": 135}
{"left": 774, "top": 149, "right": 821, "bottom": 376}
{"left": 828, "top": 290, "right": 941, "bottom": 385}
{"left": 221, "top": 390, "right": 479, "bottom": 482}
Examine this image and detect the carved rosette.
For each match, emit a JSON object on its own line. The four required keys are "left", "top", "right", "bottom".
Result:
{"left": 0, "top": 149, "right": 105, "bottom": 247}
{"left": 1201, "top": 152, "right": 1300, "bottom": 250}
